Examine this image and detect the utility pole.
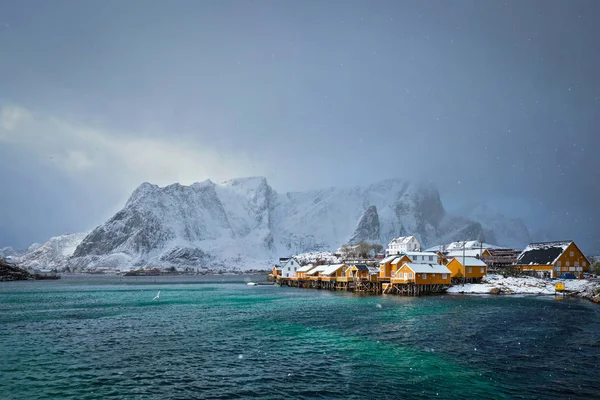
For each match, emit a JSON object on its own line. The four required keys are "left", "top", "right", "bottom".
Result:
{"left": 462, "top": 240, "right": 466, "bottom": 286}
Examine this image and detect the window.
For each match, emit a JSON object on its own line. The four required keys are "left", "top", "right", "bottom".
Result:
{"left": 480, "top": 268, "right": 484, "bottom": 274}
{"left": 422, "top": 274, "right": 427, "bottom": 279}
{"left": 403, "top": 272, "right": 408, "bottom": 280}
{"left": 583, "top": 261, "right": 587, "bottom": 267}
{"left": 557, "top": 261, "right": 561, "bottom": 267}
{"left": 570, "top": 251, "right": 574, "bottom": 257}
{"left": 575, "top": 261, "right": 579, "bottom": 267}
{"left": 409, "top": 273, "right": 413, "bottom": 279}
{"left": 429, "top": 256, "right": 433, "bottom": 261}
{"left": 566, "top": 261, "right": 570, "bottom": 267}
{"left": 467, "top": 267, "right": 472, "bottom": 273}
{"left": 442, "top": 273, "right": 447, "bottom": 279}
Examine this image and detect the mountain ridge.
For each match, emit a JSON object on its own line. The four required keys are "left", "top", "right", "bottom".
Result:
{"left": 14, "top": 177, "right": 532, "bottom": 271}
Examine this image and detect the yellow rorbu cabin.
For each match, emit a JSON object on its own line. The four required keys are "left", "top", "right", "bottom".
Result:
{"left": 306, "top": 264, "right": 328, "bottom": 280}
{"left": 379, "top": 255, "right": 397, "bottom": 280}
{"left": 295, "top": 264, "right": 315, "bottom": 279}
{"left": 320, "top": 264, "right": 347, "bottom": 281}
{"left": 446, "top": 257, "right": 488, "bottom": 280}
{"left": 515, "top": 241, "right": 590, "bottom": 279}
{"left": 350, "top": 264, "right": 370, "bottom": 280}
{"left": 390, "top": 263, "right": 452, "bottom": 285}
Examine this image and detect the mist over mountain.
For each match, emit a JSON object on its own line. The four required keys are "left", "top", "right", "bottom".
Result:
{"left": 31, "top": 177, "right": 530, "bottom": 271}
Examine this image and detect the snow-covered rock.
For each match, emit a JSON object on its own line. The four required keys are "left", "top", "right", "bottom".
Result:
{"left": 447, "top": 274, "right": 599, "bottom": 297}
{"left": 292, "top": 252, "right": 341, "bottom": 265}
{"left": 16, "top": 232, "right": 88, "bottom": 270}
{"left": 11, "top": 176, "right": 528, "bottom": 272}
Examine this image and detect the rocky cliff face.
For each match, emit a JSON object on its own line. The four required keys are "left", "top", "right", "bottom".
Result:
{"left": 349, "top": 206, "right": 380, "bottom": 244}
{"left": 17, "top": 177, "right": 531, "bottom": 271}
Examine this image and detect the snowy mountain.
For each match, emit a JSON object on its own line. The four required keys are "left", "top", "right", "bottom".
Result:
{"left": 17, "top": 232, "right": 88, "bottom": 270}
{"left": 17, "top": 177, "right": 531, "bottom": 271}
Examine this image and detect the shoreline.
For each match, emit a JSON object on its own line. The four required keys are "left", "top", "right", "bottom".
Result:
{"left": 446, "top": 274, "right": 600, "bottom": 304}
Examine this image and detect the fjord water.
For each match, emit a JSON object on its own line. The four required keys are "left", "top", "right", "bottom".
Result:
{"left": 1, "top": 276, "right": 599, "bottom": 400}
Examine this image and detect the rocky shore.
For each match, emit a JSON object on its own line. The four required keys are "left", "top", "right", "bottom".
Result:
{"left": 0, "top": 259, "right": 32, "bottom": 281}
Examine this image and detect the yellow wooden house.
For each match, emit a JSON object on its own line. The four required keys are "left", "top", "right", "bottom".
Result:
{"left": 320, "top": 264, "right": 347, "bottom": 281}
{"left": 446, "top": 257, "right": 488, "bottom": 280}
{"left": 350, "top": 264, "right": 371, "bottom": 280}
{"left": 295, "top": 264, "right": 316, "bottom": 279}
{"left": 306, "top": 264, "right": 329, "bottom": 280}
{"left": 390, "top": 263, "right": 452, "bottom": 285}
{"left": 516, "top": 241, "right": 590, "bottom": 279}
{"left": 379, "top": 255, "right": 398, "bottom": 280}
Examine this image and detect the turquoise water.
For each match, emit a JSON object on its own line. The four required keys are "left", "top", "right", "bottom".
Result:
{"left": 1, "top": 275, "right": 599, "bottom": 399}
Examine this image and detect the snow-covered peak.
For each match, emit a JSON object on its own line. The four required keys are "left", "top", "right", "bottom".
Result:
{"left": 17, "top": 232, "right": 88, "bottom": 269}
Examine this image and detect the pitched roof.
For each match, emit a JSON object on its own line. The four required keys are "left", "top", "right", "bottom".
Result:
{"left": 451, "top": 256, "right": 487, "bottom": 267}
{"left": 306, "top": 264, "right": 329, "bottom": 275}
{"left": 296, "top": 264, "right": 315, "bottom": 273}
{"left": 391, "top": 256, "right": 409, "bottom": 265}
{"left": 389, "top": 236, "right": 418, "bottom": 245}
{"left": 401, "top": 263, "right": 451, "bottom": 274}
{"left": 517, "top": 241, "right": 572, "bottom": 265}
{"left": 280, "top": 257, "right": 299, "bottom": 268}
{"left": 447, "top": 249, "right": 487, "bottom": 258}
{"left": 353, "top": 264, "right": 369, "bottom": 271}
{"left": 380, "top": 255, "right": 398, "bottom": 264}
{"left": 321, "top": 264, "right": 346, "bottom": 276}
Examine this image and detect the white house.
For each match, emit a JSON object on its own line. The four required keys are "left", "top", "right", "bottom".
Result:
{"left": 386, "top": 236, "right": 421, "bottom": 255}
{"left": 401, "top": 251, "right": 439, "bottom": 264}
{"left": 280, "top": 258, "right": 300, "bottom": 278}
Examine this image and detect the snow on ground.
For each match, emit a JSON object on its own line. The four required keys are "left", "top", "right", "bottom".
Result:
{"left": 293, "top": 251, "right": 341, "bottom": 265}
{"left": 448, "top": 274, "right": 600, "bottom": 300}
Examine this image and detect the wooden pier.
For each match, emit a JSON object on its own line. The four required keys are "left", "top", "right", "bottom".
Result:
{"left": 277, "top": 277, "right": 449, "bottom": 296}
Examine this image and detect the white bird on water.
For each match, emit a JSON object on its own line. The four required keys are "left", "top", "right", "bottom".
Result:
{"left": 153, "top": 291, "right": 160, "bottom": 301}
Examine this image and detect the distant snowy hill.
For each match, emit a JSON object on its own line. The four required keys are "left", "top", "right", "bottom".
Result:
{"left": 17, "top": 232, "right": 88, "bottom": 270}
{"left": 16, "top": 177, "right": 531, "bottom": 271}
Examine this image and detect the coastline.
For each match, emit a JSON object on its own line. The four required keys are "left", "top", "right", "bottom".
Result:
{"left": 447, "top": 274, "right": 600, "bottom": 303}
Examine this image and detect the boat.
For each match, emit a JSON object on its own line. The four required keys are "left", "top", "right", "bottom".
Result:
{"left": 246, "top": 282, "right": 275, "bottom": 286}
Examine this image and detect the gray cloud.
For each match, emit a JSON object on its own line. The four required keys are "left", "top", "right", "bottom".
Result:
{"left": 0, "top": 0, "right": 598, "bottom": 252}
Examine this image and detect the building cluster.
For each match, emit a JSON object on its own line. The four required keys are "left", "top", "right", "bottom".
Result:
{"left": 270, "top": 236, "right": 592, "bottom": 296}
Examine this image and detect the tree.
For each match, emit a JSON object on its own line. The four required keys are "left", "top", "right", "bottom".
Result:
{"left": 356, "top": 242, "right": 372, "bottom": 259}
{"left": 371, "top": 244, "right": 383, "bottom": 255}
{"left": 591, "top": 261, "right": 600, "bottom": 275}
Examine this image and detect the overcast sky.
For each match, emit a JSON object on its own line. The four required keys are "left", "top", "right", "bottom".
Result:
{"left": 1, "top": 0, "right": 599, "bottom": 253}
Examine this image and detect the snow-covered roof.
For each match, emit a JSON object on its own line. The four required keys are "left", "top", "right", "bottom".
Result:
{"left": 380, "top": 255, "right": 398, "bottom": 264}
{"left": 446, "top": 249, "right": 487, "bottom": 258}
{"left": 306, "top": 264, "right": 329, "bottom": 275}
{"left": 321, "top": 264, "right": 346, "bottom": 276}
{"left": 400, "top": 263, "right": 451, "bottom": 274}
{"left": 517, "top": 241, "right": 572, "bottom": 265}
{"left": 450, "top": 256, "right": 487, "bottom": 267}
{"left": 296, "top": 263, "right": 315, "bottom": 273}
{"left": 389, "top": 236, "right": 417, "bottom": 245}
{"left": 391, "top": 257, "right": 407, "bottom": 265}
{"left": 425, "top": 241, "right": 501, "bottom": 252}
